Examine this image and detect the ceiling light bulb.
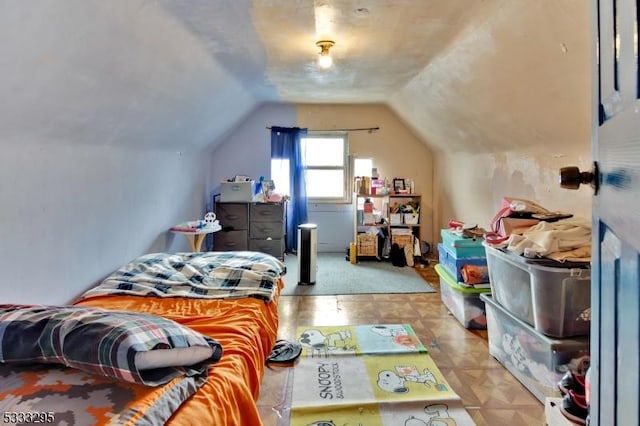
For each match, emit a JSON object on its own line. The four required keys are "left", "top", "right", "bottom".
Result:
{"left": 316, "top": 40, "right": 335, "bottom": 69}
{"left": 318, "top": 54, "right": 333, "bottom": 69}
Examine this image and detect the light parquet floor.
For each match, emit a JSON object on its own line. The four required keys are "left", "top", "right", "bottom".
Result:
{"left": 257, "top": 262, "right": 546, "bottom": 426}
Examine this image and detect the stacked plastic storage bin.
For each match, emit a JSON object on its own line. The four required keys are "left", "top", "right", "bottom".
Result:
{"left": 481, "top": 243, "right": 591, "bottom": 403}
{"left": 435, "top": 229, "right": 491, "bottom": 330}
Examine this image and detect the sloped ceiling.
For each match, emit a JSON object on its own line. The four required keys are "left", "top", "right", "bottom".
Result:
{"left": 0, "top": 0, "right": 590, "bottom": 153}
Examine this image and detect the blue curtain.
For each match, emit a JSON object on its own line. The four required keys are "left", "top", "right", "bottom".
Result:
{"left": 271, "top": 126, "right": 308, "bottom": 252}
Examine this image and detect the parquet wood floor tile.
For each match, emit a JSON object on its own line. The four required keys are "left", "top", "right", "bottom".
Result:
{"left": 258, "top": 262, "right": 546, "bottom": 425}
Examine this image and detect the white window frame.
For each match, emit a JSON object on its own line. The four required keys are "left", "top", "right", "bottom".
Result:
{"left": 302, "top": 131, "right": 350, "bottom": 204}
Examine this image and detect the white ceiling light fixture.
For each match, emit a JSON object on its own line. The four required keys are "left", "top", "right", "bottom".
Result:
{"left": 316, "top": 40, "right": 335, "bottom": 69}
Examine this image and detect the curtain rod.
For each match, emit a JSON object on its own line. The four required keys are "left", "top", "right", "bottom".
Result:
{"left": 266, "top": 126, "right": 379, "bottom": 132}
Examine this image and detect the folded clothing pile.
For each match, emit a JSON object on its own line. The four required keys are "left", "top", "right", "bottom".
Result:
{"left": 504, "top": 217, "right": 591, "bottom": 263}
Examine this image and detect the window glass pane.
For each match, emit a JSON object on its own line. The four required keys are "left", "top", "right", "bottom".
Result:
{"left": 270, "top": 159, "right": 290, "bottom": 195}
{"left": 354, "top": 158, "right": 373, "bottom": 177}
{"left": 278, "top": 132, "right": 348, "bottom": 202}
{"left": 305, "top": 170, "right": 344, "bottom": 198}
{"left": 302, "top": 138, "right": 344, "bottom": 166}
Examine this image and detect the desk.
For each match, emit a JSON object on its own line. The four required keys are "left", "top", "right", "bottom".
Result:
{"left": 170, "top": 227, "right": 220, "bottom": 252}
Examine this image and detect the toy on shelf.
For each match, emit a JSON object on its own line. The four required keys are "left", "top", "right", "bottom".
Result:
{"left": 170, "top": 212, "right": 221, "bottom": 233}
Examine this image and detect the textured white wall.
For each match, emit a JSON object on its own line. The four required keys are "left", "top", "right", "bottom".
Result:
{"left": 432, "top": 148, "right": 593, "bottom": 234}
{"left": 0, "top": 1, "right": 235, "bottom": 304}
{"left": 0, "top": 1, "right": 256, "bottom": 151}
{"left": 0, "top": 141, "right": 207, "bottom": 304}
{"left": 389, "top": 0, "right": 592, "bottom": 235}
{"left": 389, "top": 0, "right": 590, "bottom": 155}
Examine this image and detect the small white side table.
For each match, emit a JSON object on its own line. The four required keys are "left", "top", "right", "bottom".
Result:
{"left": 170, "top": 227, "right": 220, "bottom": 252}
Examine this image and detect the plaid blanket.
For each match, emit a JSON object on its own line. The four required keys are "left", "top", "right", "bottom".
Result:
{"left": 79, "top": 251, "right": 287, "bottom": 303}
{"left": 0, "top": 304, "right": 222, "bottom": 386}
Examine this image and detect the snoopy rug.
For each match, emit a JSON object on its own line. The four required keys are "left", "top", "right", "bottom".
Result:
{"left": 289, "top": 324, "right": 476, "bottom": 425}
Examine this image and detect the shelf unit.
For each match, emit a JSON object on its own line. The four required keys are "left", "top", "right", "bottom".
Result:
{"left": 352, "top": 193, "right": 421, "bottom": 257}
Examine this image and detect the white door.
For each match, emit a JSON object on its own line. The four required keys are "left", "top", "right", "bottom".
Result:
{"left": 587, "top": 0, "right": 640, "bottom": 424}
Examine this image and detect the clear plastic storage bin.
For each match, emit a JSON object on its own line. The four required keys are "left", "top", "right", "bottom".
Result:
{"left": 484, "top": 244, "right": 591, "bottom": 338}
{"left": 435, "top": 264, "right": 489, "bottom": 329}
{"left": 482, "top": 294, "right": 590, "bottom": 403}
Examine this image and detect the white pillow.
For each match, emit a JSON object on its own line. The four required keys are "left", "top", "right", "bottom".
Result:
{"left": 135, "top": 346, "right": 215, "bottom": 370}
{"left": 0, "top": 304, "right": 223, "bottom": 386}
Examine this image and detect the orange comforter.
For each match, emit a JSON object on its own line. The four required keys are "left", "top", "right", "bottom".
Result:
{"left": 74, "top": 278, "right": 282, "bottom": 426}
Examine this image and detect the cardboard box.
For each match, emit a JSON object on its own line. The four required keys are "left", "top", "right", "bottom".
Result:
{"left": 220, "top": 181, "right": 254, "bottom": 202}
{"left": 498, "top": 217, "right": 540, "bottom": 236}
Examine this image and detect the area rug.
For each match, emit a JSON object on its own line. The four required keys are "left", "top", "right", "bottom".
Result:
{"left": 288, "top": 324, "right": 475, "bottom": 425}
{"left": 280, "top": 253, "right": 435, "bottom": 296}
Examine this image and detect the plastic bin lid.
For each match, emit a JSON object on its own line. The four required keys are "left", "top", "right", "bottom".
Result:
{"left": 434, "top": 264, "right": 491, "bottom": 294}
{"left": 441, "top": 229, "right": 485, "bottom": 248}
{"left": 483, "top": 243, "right": 591, "bottom": 273}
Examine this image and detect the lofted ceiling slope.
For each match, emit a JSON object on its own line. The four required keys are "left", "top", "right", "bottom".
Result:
{"left": 0, "top": 1, "right": 590, "bottom": 153}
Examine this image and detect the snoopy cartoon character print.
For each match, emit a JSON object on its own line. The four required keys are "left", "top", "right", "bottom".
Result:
{"left": 298, "top": 327, "right": 357, "bottom": 357}
{"left": 367, "top": 325, "right": 423, "bottom": 352}
{"left": 362, "top": 353, "right": 458, "bottom": 401}
{"left": 293, "top": 403, "right": 463, "bottom": 426}
{"left": 377, "top": 365, "right": 448, "bottom": 394}
{"left": 403, "top": 404, "right": 459, "bottom": 426}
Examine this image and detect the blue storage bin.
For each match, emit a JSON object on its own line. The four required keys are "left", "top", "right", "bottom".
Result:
{"left": 437, "top": 243, "right": 488, "bottom": 283}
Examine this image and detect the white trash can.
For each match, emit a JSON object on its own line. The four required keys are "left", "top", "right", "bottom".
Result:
{"left": 297, "top": 223, "right": 317, "bottom": 285}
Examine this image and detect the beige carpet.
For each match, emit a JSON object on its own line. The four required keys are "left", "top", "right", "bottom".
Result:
{"left": 280, "top": 253, "right": 435, "bottom": 295}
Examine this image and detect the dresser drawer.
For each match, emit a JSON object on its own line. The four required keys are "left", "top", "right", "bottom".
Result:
{"left": 249, "top": 239, "right": 284, "bottom": 259}
{"left": 213, "top": 230, "right": 248, "bottom": 251}
{"left": 216, "top": 203, "right": 248, "bottom": 230}
{"left": 249, "top": 203, "right": 284, "bottom": 222}
{"left": 250, "top": 221, "right": 284, "bottom": 239}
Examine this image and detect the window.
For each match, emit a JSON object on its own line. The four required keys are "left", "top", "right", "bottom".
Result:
{"left": 271, "top": 132, "right": 349, "bottom": 203}
{"left": 270, "top": 158, "right": 290, "bottom": 196}
{"left": 302, "top": 132, "right": 349, "bottom": 202}
{"left": 353, "top": 158, "right": 373, "bottom": 177}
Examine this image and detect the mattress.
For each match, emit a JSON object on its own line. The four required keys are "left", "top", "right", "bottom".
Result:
{"left": 74, "top": 279, "right": 282, "bottom": 426}
{"left": 0, "top": 251, "right": 285, "bottom": 426}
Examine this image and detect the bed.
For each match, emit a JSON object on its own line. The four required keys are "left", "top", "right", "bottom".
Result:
{"left": 0, "top": 251, "right": 286, "bottom": 426}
